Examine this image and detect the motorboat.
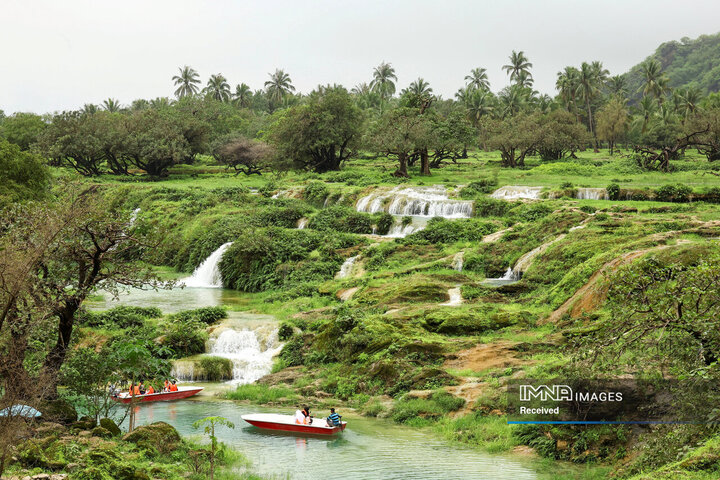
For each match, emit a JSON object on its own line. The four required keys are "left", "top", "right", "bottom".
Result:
{"left": 242, "top": 413, "right": 346, "bottom": 435}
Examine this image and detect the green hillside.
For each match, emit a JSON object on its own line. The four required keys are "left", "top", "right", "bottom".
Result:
{"left": 625, "top": 32, "right": 720, "bottom": 97}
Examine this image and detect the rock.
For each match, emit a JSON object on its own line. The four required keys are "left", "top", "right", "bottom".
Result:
{"left": 39, "top": 399, "right": 77, "bottom": 425}
{"left": 31, "top": 474, "right": 50, "bottom": 479}
{"left": 99, "top": 418, "right": 121, "bottom": 436}
{"left": 50, "top": 475, "right": 68, "bottom": 480}
{"left": 65, "top": 463, "right": 79, "bottom": 472}
{"left": 122, "top": 422, "right": 180, "bottom": 454}
{"left": 78, "top": 430, "right": 91, "bottom": 438}
{"left": 34, "top": 422, "right": 67, "bottom": 438}
{"left": 78, "top": 416, "right": 97, "bottom": 429}
{"left": 91, "top": 426, "right": 112, "bottom": 439}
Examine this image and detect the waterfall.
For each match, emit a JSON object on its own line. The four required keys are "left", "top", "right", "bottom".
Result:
{"left": 386, "top": 222, "right": 417, "bottom": 238}
{"left": 129, "top": 208, "right": 141, "bottom": 226}
{"left": 440, "top": 286, "right": 463, "bottom": 306}
{"left": 297, "top": 218, "right": 309, "bottom": 229}
{"left": 490, "top": 186, "right": 543, "bottom": 201}
{"left": 181, "top": 242, "right": 233, "bottom": 288}
{"left": 575, "top": 188, "right": 608, "bottom": 200}
{"left": 207, "top": 325, "right": 282, "bottom": 384}
{"left": 451, "top": 252, "right": 464, "bottom": 272}
{"left": 336, "top": 255, "right": 359, "bottom": 279}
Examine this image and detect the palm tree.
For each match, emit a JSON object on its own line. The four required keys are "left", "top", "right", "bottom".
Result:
{"left": 498, "top": 84, "right": 528, "bottom": 118}
{"left": 405, "top": 78, "right": 432, "bottom": 97}
{"left": 352, "top": 83, "right": 371, "bottom": 95}
{"left": 130, "top": 99, "right": 150, "bottom": 111}
{"left": 673, "top": 87, "right": 701, "bottom": 120}
{"left": 370, "top": 62, "right": 398, "bottom": 103}
{"left": 607, "top": 75, "right": 627, "bottom": 97}
{"left": 534, "top": 94, "right": 555, "bottom": 114}
{"left": 465, "top": 89, "right": 495, "bottom": 126}
{"left": 264, "top": 69, "right": 296, "bottom": 107}
{"left": 576, "top": 61, "right": 603, "bottom": 150}
{"left": 150, "top": 97, "right": 172, "bottom": 109}
{"left": 82, "top": 103, "right": 98, "bottom": 115}
{"left": 514, "top": 70, "right": 534, "bottom": 88}
{"left": 637, "top": 96, "right": 658, "bottom": 134}
{"left": 502, "top": 51, "right": 533, "bottom": 84}
{"left": 204, "top": 74, "right": 231, "bottom": 102}
{"left": 465, "top": 68, "right": 490, "bottom": 91}
{"left": 233, "top": 83, "right": 252, "bottom": 108}
{"left": 641, "top": 59, "right": 670, "bottom": 102}
{"left": 102, "top": 98, "right": 121, "bottom": 112}
{"left": 172, "top": 66, "right": 201, "bottom": 98}
{"left": 455, "top": 85, "right": 473, "bottom": 104}
{"left": 556, "top": 66, "right": 581, "bottom": 120}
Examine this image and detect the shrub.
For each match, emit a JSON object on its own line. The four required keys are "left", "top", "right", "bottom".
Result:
{"left": 225, "top": 383, "right": 297, "bottom": 403}
{"left": 402, "top": 217, "right": 496, "bottom": 244}
{"left": 304, "top": 181, "right": 330, "bottom": 206}
{"left": 197, "top": 356, "right": 234, "bottom": 381}
{"left": 171, "top": 306, "right": 227, "bottom": 325}
{"left": 654, "top": 183, "right": 693, "bottom": 203}
{"left": 511, "top": 202, "right": 553, "bottom": 222}
{"left": 472, "top": 197, "right": 511, "bottom": 217}
{"left": 160, "top": 319, "right": 208, "bottom": 358}
{"left": 310, "top": 205, "right": 374, "bottom": 234}
{"left": 78, "top": 306, "right": 162, "bottom": 329}
{"left": 606, "top": 183, "right": 620, "bottom": 200}
{"left": 391, "top": 390, "right": 465, "bottom": 423}
{"left": 460, "top": 178, "right": 499, "bottom": 198}
{"left": 278, "top": 322, "right": 294, "bottom": 341}
{"left": 374, "top": 212, "right": 395, "bottom": 235}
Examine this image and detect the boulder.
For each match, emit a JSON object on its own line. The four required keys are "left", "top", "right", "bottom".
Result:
{"left": 39, "top": 399, "right": 77, "bottom": 425}
{"left": 78, "top": 416, "right": 97, "bottom": 429}
{"left": 91, "top": 426, "right": 112, "bottom": 439}
{"left": 122, "top": 422, "right": 180, "bottom": 454}
{"left": 99, "top": 418, "right": 121, "bottom": 436}
{"left": 34, "top": 422, "right": 67, "bottom": 438}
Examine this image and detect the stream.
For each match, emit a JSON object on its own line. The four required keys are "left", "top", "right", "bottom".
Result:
{"left": 89, "top": 265, "right": 538, "bottom": 478}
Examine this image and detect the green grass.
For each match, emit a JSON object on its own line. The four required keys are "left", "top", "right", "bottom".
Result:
{"left": 226, "top": 383, "right": 298, "bottom": 404}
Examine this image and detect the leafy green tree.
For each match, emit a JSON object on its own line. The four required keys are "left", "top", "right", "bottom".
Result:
{"left": 641, "top": 59, "right": 670, "bottom": 102}
{"left": 576, "top": 61, "right": 607, "bottom": 151}
{"left": 498, "top": 84, "right": 532, "bottom": 118}
{"left": 369, "top": 106, "right": 433, "bottom": 177}
{"left": 102, "top": 98, "right": 122, "bottom": 112}
{"left": 264, "top": 69, "right": 295, "bottom": 109}
{"left": 233, "top": 83, "right": 252, "bottom": 108}
{"left": 0, "top": 140, "right": 50, "bottom": 205}
{"left": 502, "top": 50, "right": 533, "bottom": 85}
{"left": 172, "top": 65, "right": 201, "bottom": 98}
{"left": 204, "top": 74, "right": 232, "bottom": 102}
{"left": 486, "top": 112, "right": 542, "bottom": 167}
{"left": 537, "top": 110, "right": 591, "bottom": 160}
{"left": 686, "top": 106, "right": 720, "bottom": 161}
{"left": 370, "top": 61, "right": 398, "bottom": 106}
{"left": 556, "top": 66, "right": 581, "bottom": 122}
{"left": 60, "top": 347, "right": 121, "bottom": 423}
{"left": 607, "top": 74, "right": 628, "bottom": 97}
{"left": 0, "top": 112, "right": 46, "bottom": 150}
{"left": 192, "top": 416, "right": 235, "bottom": 480}
{"left": 39, "top": 111, "right": 106, "bottom": 175}
{"left": 212, "top": 134, "right": 278, "bottom": 175}
{"left": 596, "top": 97, "right": 629, "bottom": 154}
{"left": 268, "top": 86, "right": 363, "bottom": 172}
{"left": 464, "top": 67, "right": 490, "bottom": 91}
{"left": 463, "top": 89, "right": 495, "bottom": 128}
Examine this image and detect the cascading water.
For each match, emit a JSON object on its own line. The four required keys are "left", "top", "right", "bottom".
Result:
{"left": 207, "top": 325, "right": 282, "bottom": 384}
{"left": 297, "top": 218, "right": 309, "bottom": 229}
{"left": 181, "top": 242, "right": 233, "bottom": 288}
{"left": 336, "top": 255, "right": 359, "bottom": 279}
{"left": 451, "top": 252, "right": 464, "bottom": 272}
{"left": 356, "top": 186, "right": 472, "bottom": 238}
{"left": 490, "top": 186, "right": 543, "bottom": 201}
{"left": 575, "top": 188, "right": 608, "bottom": 200}
{"left": 482, "top": 234, "right": 568, "bottom": 286}
{"left": 440, "top": 286, "right": 463, "bottom": 306}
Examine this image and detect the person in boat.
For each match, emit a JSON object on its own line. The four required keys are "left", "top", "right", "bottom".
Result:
{"left": 326, "top": 408, "right": 342, "bottom": 427}
{"left": 295, "top": 406, "right": 312, "bottom": 424}
{"left": 131, "top": 383, "right": 141, "bottom": 396}
{"left": 163, "top": 380, "right": 170, "bottom": 392}
{"left": 146, "top": 383, "right": 155, "bottom": 394}
{"left": 169, "top": 381, "right": 178, "bottom": 392}
{"left": 139, "top": 381, "right": 146, "bottom": 395}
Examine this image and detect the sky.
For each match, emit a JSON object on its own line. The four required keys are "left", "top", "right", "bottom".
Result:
{"left": 3, "top": 0, "right": 720, "bottom": 114}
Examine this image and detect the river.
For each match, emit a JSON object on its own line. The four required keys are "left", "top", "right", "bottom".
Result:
{"left": 91, "top": 284, "right": 538, "bottom": 479}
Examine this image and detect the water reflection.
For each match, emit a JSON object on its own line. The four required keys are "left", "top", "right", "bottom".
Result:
{"left": 86, "top": 286, "right": 248, "bottom": 313}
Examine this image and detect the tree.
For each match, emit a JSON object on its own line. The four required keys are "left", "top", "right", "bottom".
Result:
{"left": 641, "top": 59, "right": 670, "bottom": 102}
{"left": 596, "top": 97, "right": 629, "bottom": 154}
{"left": 369, "top": 107, "right": 433, "bottom": 177}
{"left": 212, "top": 135, "right": 277, "bottom": 175}
{"left": 498, "top": 84, "right": 532, "bottom": 118}
{"left": 0, "top": 112, "right": 46, "bottom": 150}
{"left": 537, "top": 110, "right": 592, "bottom": 160}
{"left": 0, "top": 191, "right": 166, "bottom": 401}
{"left": 102, "top": 98, "right": 122, "bottom": 113}
{"left": 193, "top": 416, "right": 235, "bottom": 480}
{"left": 486, "top": 112, "right": 542, "bottom": 167}
{"left": 464, "top": 89, "right": 495, "bottom": 128}
{"left": 607, "top": 74, "right": 628, "bottom": 97}
{"left": 39, "top": 111, "right": 106, "bottom": 176}
{"left": 686, "top": 106, "right": 720, "bottom": 161}
{"left": 233, "top": 83, "right": 252, "bottom": 108}
{"left": 502, "top": 50, "right": 533, "bottom": 84}
{"left": 370, "top": 61, "right": 398, "bottom": 105}
{"left": 465, "top": 67, "right": 490, "bottom": 91}
{"left": 556, "top": 66, "right": 581, "bottom": 122}
{"left": 173, "top": 66, "right": 201, "bottom": 98}
{"left": 268, "top": 86, "right": 363, "bottom": 173}
{"left": 0, "top": 140, "right": 50, "bottom": 206}
{"left": 264, "top": 69, "right": 295, "bottom": 109}
{"left": 204, "top": 74, "right": 232, "bottom": 102}
{"left": 576, "top": 61, "right": 606, "bottom": 151}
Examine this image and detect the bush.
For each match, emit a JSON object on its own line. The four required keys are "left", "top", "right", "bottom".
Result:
{"left": 402, "top": 217, "right": 496, "bottom": 244}
{"left": 78, "top": 306, "right": 162, "bottom": 328}
{"left": 197, "top": 356, "right": 234, "bottom": 381}
{"left": 278, "top": 322, "right": 294, "bottom": 341}
{"left": 606, "top": 183, "right": 620, "bottom": 200}
{"left": 304, "top": 181, "right": 330, "bottom": 206}
{"left": 310, "top": 205, "right": 374, "bottom": 234}
{"left": 654, "top": 183, "right": 693, "bottom": 203}
{"left": 511, "top": 203, "right": 553, "bottom": 222}
{"left": 460, "top": 178, "right": 499, "bottom": 198}
{"left": 472, "top": 197, "right": 511, "bottom": 217}
{"left": 171, "top": 306, "right": 227, "bottom": 325}
{"left": 160, "top": 319, "right": 208, "bottom": 358}
{"left": 391, "top": 390, "right": 465, "bottom": 423}
{"left": 374, "top": 212, "right": 395, "bottom": 235}
{"left": 225, "top": 383, "right": 297, "bottom": 403}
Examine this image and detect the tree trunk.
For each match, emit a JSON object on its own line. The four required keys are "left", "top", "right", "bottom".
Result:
{"left": 394, "top": 152, "right": 409, "bottom": 177}
{"left": 586, "top": 98, "right": 599, "bottom": 153}
{"left": 420, "top": 149, "right": 430, "bottom": 176}
{"left": 42, "top": 300, "right": 80, "bottom": 399}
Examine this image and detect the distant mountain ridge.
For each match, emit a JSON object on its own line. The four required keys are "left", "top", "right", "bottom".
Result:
{"left": 624, "top": 32, "right": 720, "bottom": 96}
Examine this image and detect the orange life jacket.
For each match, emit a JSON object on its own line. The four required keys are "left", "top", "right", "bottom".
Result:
{"left": 147, "top": 386, "right": 155, "bottom": 394}
{"left": 169, "top": 383, "right": 178, "bottom": 392}
{"left": 133, "top": 385, "right": 141, "bottom": 395}
{"left": 164, "top": 380, "right": 170, "bottom": 391}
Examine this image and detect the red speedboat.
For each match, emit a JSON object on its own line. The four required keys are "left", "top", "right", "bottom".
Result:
{"left": 113, "top": 386, "right": 203, "bottom": 404}
{"left": 242, "top": 413, "right": 347, "bottom": 435}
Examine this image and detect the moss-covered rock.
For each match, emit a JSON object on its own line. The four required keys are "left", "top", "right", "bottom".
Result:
{"left": 122, "top": 422, "right": 181, "bottom": 454}
{"left": 99, "top": 417, "right": 121, "bottom": 436}
{"left": 92, "top": 426, "right": 113, "bottom": 438}
{"left": 39, "top": 398, "right": 77, "bottom": 425}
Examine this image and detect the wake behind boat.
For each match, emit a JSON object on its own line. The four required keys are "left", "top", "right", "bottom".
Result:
{"left": 242, "top": 413, "right": 347, "bottom": 435}
{"left": 113, "top": 386, "right": 203, "bottom": 404}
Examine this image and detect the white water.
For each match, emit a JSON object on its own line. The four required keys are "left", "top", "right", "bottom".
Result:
{"left": 336, "top": 255, "right": 359, "bottom": 279}
{"left": 451, "top": 252, "right": 464, "bottom": 272}
{"left": 356, "top": 186, "right": 471, "bottom": 238}
{"left": 181, "top": 242, "right": 233, "bottom": 288}
{"left": 297, "top": 218, "right": 309, "bottom": 229}
{"left": 206, "top": 324, "right": 282, "bottom": 384}
{"left": 575, "top": 188, "right": 608, "bottom": 200}
{"left": 440, "top": 286, "right": 463, "bottom": 306}
{"left": 491, "top": 186, "right": 543, "bottom": 201}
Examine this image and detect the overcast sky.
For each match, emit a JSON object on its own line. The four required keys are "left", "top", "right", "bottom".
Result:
{"left": 3, "top": 0, "right": 720, "bottom": 114}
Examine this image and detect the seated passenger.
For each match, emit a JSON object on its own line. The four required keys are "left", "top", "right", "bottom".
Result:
{"left": 169, "top": 381, "right": 178, "bottom": 392}
{"left": 146, "top": 384, "right": 155, "bottom": 394}
{"left": 326, "top": 408, "right": 342, "bottom": 427}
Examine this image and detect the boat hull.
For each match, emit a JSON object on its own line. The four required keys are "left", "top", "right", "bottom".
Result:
{"left": 242, "top": 414, "right": 346, "bottom": 435}
{"left": 113, "top": 387, "right": 203, "bottom": 404}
